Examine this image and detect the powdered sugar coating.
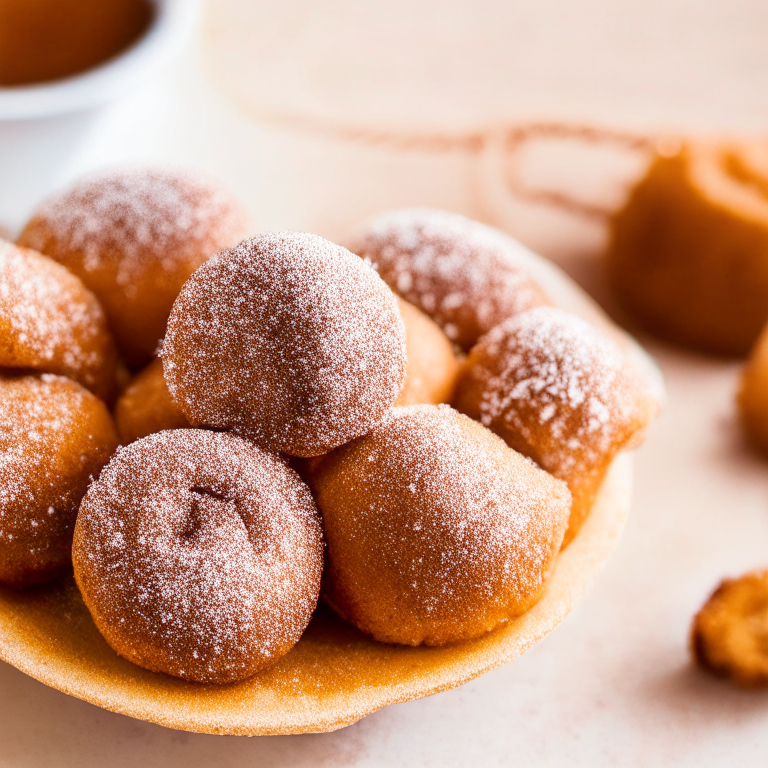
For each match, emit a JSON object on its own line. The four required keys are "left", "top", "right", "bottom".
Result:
{"left": 0, "top": 241, "right": 118, "bottom": 401}
{"left": 453, "top": 307, "right": 656, "bottom": 543}
{"left": 0, "top": 374, "right": 118, "bottom": 586}
{"left": 312, "top": 404, "right": 571, "bottom": 646}
{"left": 346, "top": 208, "right": 550, "bottom": 350}
{"left": 163, "top": 232, "right": 407, "bottom": 457}
{"left": 73, "top": 429, "right": 323, "bottom": 684}
{"left": 19, "top": 168, "right": 246, "bottom": 287}
{"left": 459, "top": 308, "right": 646, "bottom": 471}
{"left": 18, "top": 168, "right": 248, "bottom": 367}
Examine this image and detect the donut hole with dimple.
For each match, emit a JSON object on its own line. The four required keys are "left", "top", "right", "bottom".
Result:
{"left": 72, "top": 429, "right": 324, "bottom": 684}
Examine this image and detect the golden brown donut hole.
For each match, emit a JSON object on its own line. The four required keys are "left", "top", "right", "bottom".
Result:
{"left": 163, "top": 232, "right": 407, "bottom": 458}
{"left": 0, "top": 374, "right": 118, "bottom": 586}
{"left": 310, "top": 404, "right": 571, "bottom": 646}
{"left": 73, "top": 429, "right": 324, "bottom": 684}
{"left": 453, "top": 307, "right": 658, "bottom": 547}
{"left": 18, "top": 168, "right": 248, "bottom": 369}
{"left": 347, "top": 208, "right": 550, "bottom": 351}
{"left": 0, "top": 240, "right": 118, "bottom": 402}
{"left": 395, "top": 297, "right": 460, "bottom": 407}
{"left": 114, "top": 358, "right": 190, "bottom": 444}
{"left": 607, "top": 141, "right": 768, "bottom": 356}
{"left": 118, "top": 299, "right": 454, "bottom": 446}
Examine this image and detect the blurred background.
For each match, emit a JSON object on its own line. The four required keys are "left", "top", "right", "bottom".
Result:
{"left": 1, "top": 1, "right": 768, "bottom": 765}
{"left": 5, "top": 1, "right": 768, "bottom": 297}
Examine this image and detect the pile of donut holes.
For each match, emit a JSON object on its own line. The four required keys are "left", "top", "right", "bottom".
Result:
{"left": 0, "top": 171, "right": 660, "bottom": 684}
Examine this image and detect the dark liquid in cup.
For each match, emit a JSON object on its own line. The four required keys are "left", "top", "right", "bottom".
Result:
{"left": 0, "top": 0, "right": 155, "bottom": 87}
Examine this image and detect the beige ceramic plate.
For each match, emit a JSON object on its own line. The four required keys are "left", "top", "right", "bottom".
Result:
{"left": 0, "top": 238, "right": 658, "bottom": 735}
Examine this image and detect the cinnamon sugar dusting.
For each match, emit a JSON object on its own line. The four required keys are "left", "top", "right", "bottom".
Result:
{"left": 465, "top": 307, "right": 645, "bottom": 474}
{"left": 163, "top": 232, "right": 407, "bottom": 457}
{"left": 0, "top": 241, "right": 116, "bottom": 399}
{"left": 1, "top": 374, "right": 92, "bottom": 514}
{"left": 19, "top": 168, "right": 247, "bottom": 293}
{"left": 73, "top": 429, "right": 323, "bottom": 684}
{"left": 346, "top": 208, "right": 550, "bottom": 349}
{"left": 0, "top": 374, "right": 118, "bottom": 585}
{"left": 317, "top": 404, "right": 571, "bottom": 646}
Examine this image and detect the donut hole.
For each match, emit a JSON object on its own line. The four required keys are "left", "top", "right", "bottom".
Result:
{"left": 163, "top": 233, "right": 407, "bottom": 457}
{"left": 453, "top": 307, "right": 660, "bottom": 546}
{"left": 0, "top": 374, "right": 118, "bottom": 586}
{"left": 73, "top": 429, "right": 324, "bottom": 683}
{"left": 18, "top": 169, "right": 249, "bottom": 368}
{"left": 114, "top": 358, "right": 190, "bottom": 444}
{"left": 0, "top": 241, "right": 119, "bottom": 402}
{"left": 347, "top": 208, "right": 551, "bottom": 350}
{"left": 692, "top": 570, "right": 768, "bottom": 686}
{"left": 311, "top": 405, "right": 571, "bottom": 646}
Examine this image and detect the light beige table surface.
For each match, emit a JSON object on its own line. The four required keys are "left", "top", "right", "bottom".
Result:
{"left": 1, "top": 2, "right": 768, "bottom": 764}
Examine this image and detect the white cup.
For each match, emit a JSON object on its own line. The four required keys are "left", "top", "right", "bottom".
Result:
{"left": 0, "top": 0, "right": 200, "bottom": 234}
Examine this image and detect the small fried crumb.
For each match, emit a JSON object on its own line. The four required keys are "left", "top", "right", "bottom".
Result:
{"left": 691, "top": 569, "right": 768, "bottom": 686}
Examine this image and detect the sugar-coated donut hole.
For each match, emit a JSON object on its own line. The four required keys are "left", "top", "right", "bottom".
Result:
{"left": 18, "top": 168, "right": 249, "bottom": 369}
{"left": 0, "top": 374, "right": 118, "bottom": 587}
{"left": 73, "top": 429, "right": 324, "bottom": 684}
{"left": 347, "top": 208, "right": 551, "bottom": 351}
{"left": 0, "top": 241, "right": 119, "bottom": 402}
{"left": 162, "top": 232, "right": 407, "bottom": 457}
{"left": 118, "top": 299, "right": 455, "bottom": 446}
{"left": 114, "top": 358, "right": 190, "bottom": 444}
{"left": 310, "top": 404, "right": 571, "bottom": 646}
{"left": 453, "top": 307, "right": 659, "bottom": 547}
